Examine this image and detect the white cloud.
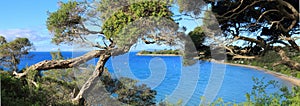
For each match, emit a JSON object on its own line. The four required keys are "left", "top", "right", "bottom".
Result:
{"left": 0, "top": 28, "right": 50, "bottom": 42}
{"left": 0, "top": 27, "right": 71, "bottom": 51}
{"left": 0, "top": 27, "right": 176, "bottom": 51}
{"left": 0, "top": 27, "right": 97, "bottom": 51}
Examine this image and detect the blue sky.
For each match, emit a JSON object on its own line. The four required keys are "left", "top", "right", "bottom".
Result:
{"left": 0, "top": 0, "right": 202, "bottom": 51}
{"left": 0, "top": 0, "right": 73, "bottom": 51}
{"left": 0, "top": 1, "right": 59, "bottom": 29}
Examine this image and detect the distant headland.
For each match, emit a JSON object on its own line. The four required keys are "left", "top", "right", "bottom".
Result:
{"left": 136, "top": 49, "right": 181, "bottom": 56}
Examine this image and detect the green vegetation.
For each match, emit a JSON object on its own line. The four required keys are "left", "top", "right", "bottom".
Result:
{"left": 188, "top": 27, "right": 206, "bottom": 51}
{"left": 1, "top": 50, "right": 157, "bottom": 105}
{"left": 216, "top": 78, "right": 300, "bottom": 106}
{"left": 160, "top": 78, "right": 300, "bottom": 106}
{"left": 0, "top": 36, "right": 33, "bottom": 71}
{"left": 2, "top": 0, "right": 299, "bottom": 105}
{"left": 228, "top": 48, "right": 300, "bottom": 78}
{"left": 1, "top": 69, "right": 157, "bottom": 105}
{"left": 188, "top": 26, "right": 211, "bottom": 59}
{"left": 0, "top": 71, "right": 56, "bottom": 106}
{"left": 3, "top": 70, "right": 300, "bottom": 105}
{"left": 102, "top": 1, "right": 173, "bottom": 39}
{"left": 187, "top": 0, "right": 300, "bottom": 77}
{"left": 139, "top": 49, "right": 181, "bottom": 55}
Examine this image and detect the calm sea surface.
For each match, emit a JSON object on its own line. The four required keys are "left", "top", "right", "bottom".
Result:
{"left": 19, "top": 52, "right": 292, "bottom": 105}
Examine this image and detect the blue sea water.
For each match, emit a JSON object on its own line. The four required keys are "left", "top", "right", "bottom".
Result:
{"left": 19, "top": 52, "right": 293, "bottom": 105}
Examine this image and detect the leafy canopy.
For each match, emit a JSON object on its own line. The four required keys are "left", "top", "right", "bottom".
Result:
{"left": 207, "top": 0, "right": 299, "bottom": 50}
{"left": 0, "top": 36, "right": 33, "bottom": 71}
{"left": 188, "top": 26, "right": 206, "bottom": 50}
{"left": 102, "top": 1, "right": 173, "bottom": 38}
{"left": 46, "top": 1, "right": 83, "bottom": 44}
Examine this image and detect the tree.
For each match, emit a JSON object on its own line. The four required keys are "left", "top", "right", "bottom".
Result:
{"left": 7, "top": 0, "right": 300, "bottom": 105}
{"left": 188, "top": 27, "right": 206, "bottom": 50}
{"left": 50, "top": 49, "right": 64, "bottom": 60}
{"left": 104, "top": 77, "right": 157, "bottom": 105}
{"left": 0, "top": 36, "right": 33, "bottom": 72}
{"left": 13, "top": 0, "right": 181, "bottom": 104}
{"left": 187, "top": 26, "right": 211, "bottom": 60}
{"left": 195, "top": 0, "right": 300, "bottom": 70}
{"left": 0, "top": 36, "right": 6, "bottom": 45}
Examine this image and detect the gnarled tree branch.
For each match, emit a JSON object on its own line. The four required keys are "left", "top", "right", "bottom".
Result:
{"left": 274, "top": 49, "right": 300, "bottom": 71}
{"left": 13, "top": 50, "right": 105, "bottom": 78}
{"left": 72, "top": 53, "right": 111, "bottom": 104}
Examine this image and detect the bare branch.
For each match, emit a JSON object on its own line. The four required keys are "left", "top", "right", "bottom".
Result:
{"left": 256, "top": 9, "right": 280, "bottom": 24}
{"left": 79, "top": 22, "right": 104, "bottom": 35}
{"left": 13, "top": 50, "right": 105, "bottom": 78}
{"left": 276, "top": 0, "right": 299, "bottom": 32}
{"left": 28, "top": 79, "right": 39, "bottom": 88}
{"left": 234, "top": 36, "right": 265, "bottom": 47}
{"left": 218, "top": 0, "right": 262, "bottom": 20}
{"left": 276, "top": 48, "right": 300, "bottom": 71}
{"left": 141, "top": 38, "right": 156, "bottom": 44}
{"left": 220, "top": 0, "right": 245, "bottom": 17}
{"left": 72, "top": 53, "right": 111, "bottom": 103}
{"left": 224, "top": 46, "right": 256, "bottom": 60}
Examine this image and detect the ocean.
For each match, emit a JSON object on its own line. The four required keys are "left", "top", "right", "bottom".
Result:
{"left": 18, "top": 52, "right": 292, "bottom": 105}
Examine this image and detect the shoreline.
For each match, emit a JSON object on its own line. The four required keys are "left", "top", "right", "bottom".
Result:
{"left": 210, "top": 59, "right": 300, "bottom": 86}
{"left": 136, "top": 53, "right": 300, "bottom": 86}
{"left": 136, "top": 53, "right": 180, "bottom": 56}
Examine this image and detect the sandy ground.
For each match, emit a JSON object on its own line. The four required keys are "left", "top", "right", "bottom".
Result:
{"left": 210, "top": 60, "right": 300, "bottom": 86}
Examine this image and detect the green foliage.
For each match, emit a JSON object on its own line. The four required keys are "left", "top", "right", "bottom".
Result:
{"left": 205, "top": 0, "right": 300, "bottom": 55}
{"left": 0, "top": 71, "right": 63, "bottom": 106}
{"left": 230, "top": 47, "right": 300, "bottom": 78}
{"left": 97, "top": 0, "right": 174, "bottom": 21}
{"left": 0, "top": 35, "right": 6, "bottom": 45}
{"left": 196, "top": 78, "right": 300, "bottom": 106}
{"left": 246, "top": 77, "right": 281, "bottom": 106}
{"left": 158, "top": 99, "right": 183, "bottom": 106}
{"left": 177, "top": 0, "right": 206, "bottom": 16}
{"left": 102, "top": 1, "right": 173, "bottom": 38}
{"left": 188, "top": 26, "right": 206, "bottom": 50}
{"left": 50, "top": 49, "right": 64, "bottom": 60}
{"left": 46, "top": 1, "right": 82, "bottom": 44}
{"left": 244, "top": 78, "right": 300, "bottom": 106}
{"left": 257, "top": 51, "right": 281, "bottom": 64}
{"left": 113, "top": 77, "right": 157, "bottom": 105}
{"left": 139, "top": 49, "right": 181, "bottom": 55}
{"left": 46, "top": 0, "right": 177, "bottom": 54}
{"left": 43, "top": 65, "right": 157, "bottom": 105}
{"left": 42, "top": 49, "right": 157, "bottom": 105}
{"left": 0, "top": 36, "right": 33, "bottom": 71}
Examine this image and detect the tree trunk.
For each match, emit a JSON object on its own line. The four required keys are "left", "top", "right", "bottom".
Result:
{"left": 13, "top": 50, "right": 104, "bottom": 78}
{"left": 276, "top": 49, "right": 300, "bottom": 71}
{"left": 232, "top": 55, "right": 255, "bottom": 60}
{"left": 235, "top": 36, "right": 265, "bottom": 48}
{"left": 72, "top": 53, "right": 111, "bottom": 104}
{"left": 287, "top": 39, "right": 300, "bottom": 51}
{"left": 224, "top": 46, "right": 256, "bottom": 60}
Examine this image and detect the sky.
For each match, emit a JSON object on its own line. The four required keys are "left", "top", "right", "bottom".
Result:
{"left": 0, "top": 0, "right": 202, "bottom": 51}
{"left": 0, "top": 0, "right": 73, "bottom": 51}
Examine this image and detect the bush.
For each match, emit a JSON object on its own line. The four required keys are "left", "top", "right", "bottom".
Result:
{"left": 0, "top": 71, "right": 60, "bottom": 106}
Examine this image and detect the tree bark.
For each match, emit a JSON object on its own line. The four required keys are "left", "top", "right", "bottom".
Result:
{"left": 12, "top": 49, "right": 113, "bottom": 104}
{"left": 72, "top": 53, "right": 111, "bottom": 104}
{"left": 13, "top": 50, "right": 104, "bottom": 78}
{"left": 224, "top": 46, "right": 256, "bottom": 60}
{"left": 276, "top": 49, "right": 300, "bottom": 71}
{"left": 287, "top": 39, "right": 300, "bottom": 51}
{"left": 234, "top": 36, "right": 265, "bottom": 47}
{"left": 232, "top": 55, "right": 255, "bottom": 60}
